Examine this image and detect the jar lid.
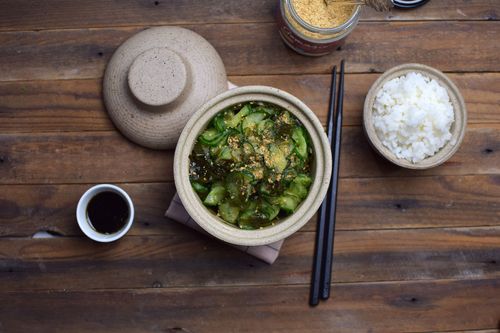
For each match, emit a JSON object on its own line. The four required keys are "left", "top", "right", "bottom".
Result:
{"left": 393, "top": 0, "right": 429, "bottom": 9}
{"left": 103, "top": 27, "right": 228, "bottom": 150}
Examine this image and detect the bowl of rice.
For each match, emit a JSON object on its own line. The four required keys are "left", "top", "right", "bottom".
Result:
{"left": 363, "top": 63, "right": 467, "bottom": 169}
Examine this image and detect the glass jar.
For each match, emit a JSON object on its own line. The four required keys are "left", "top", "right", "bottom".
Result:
{"left": 276, "top": 0, "right": 361, "bottom": 56}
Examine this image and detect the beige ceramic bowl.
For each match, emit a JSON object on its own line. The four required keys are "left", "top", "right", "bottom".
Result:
{"left": 363, "top": 63, "right": 467, "bottom": 169}
{"left": 174, "top": 86, "right": 332, "bottom": 246}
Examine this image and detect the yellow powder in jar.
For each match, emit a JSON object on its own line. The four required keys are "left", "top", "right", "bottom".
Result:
{"left": 292, "top": 0, "right": 355, "bottom": 28}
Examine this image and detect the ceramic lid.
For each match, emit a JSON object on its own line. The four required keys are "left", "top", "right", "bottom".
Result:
{"left": 103, "top": 26, "right": 228, "bottom": 149}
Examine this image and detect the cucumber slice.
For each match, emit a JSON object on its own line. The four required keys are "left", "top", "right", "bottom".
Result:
{"left": 241, "top": 171, "right": 256, "bottom": 199}
{"left": 226, "top": 180, "right": 240, "bottom": 201}
{"left": 238, "top": 202, "right": 257, "bottom": 224}
{"left": 242, "top": 142, "right": 255, "bottom": 157}
{"left": 213, "top": 113, "right": 227, "bottom": 132}
{"left": 199, "top": 128, "right": 227, "bottom": 146}
{"left": 260, "top": 201, "right": 280, "bottom": 221}
{"left": 257, "top": 119, "right": 274, "bottom": 134}
{"left": 265, "top": 144, "right": 288, "bottom": 173}
{"left": 238, "top": 219, "right": 258, "bottom": 230}
{"left": 240, "top": 170, "right": 256, "bottom": 183}
{"left": 292, "top": 127, "right": 308, "bottom": 159}
{"left": 225, "top": 171, "right": 254, "bottom": 202}
{"left": 285, "top": 183, "right": 308, "bottom": 200}
{"left": 238, "top": 201, "right": 272, "bottom": 229}
{"left": 217, "top": 146, "right": 232, "bottom": 160}
{"left": 204, "top": 183, "right": 226, "bottom": 206}
{"left": 276, "top": 195, "right": 300, "bottom": 213}
{"left": 258, "top": 183, "right": 272, "bottom": 195}
{"left": 242, "top": 112, "right": 267, "bottom": 131}
{"left": 191, "top": 181, "right": 209, "bottom": 194}
{"left": 282, "top": 168, "right": 298, "bottom": 184}
{"left": 249, "top": 166, "right": 264, "bottom": 180}
{"left": 218, "top": 201, "right": 240, "bottom": 224}
{"left": 226, "top": 105, "right": 251, "bottom": 128}
{"left": 293, "top": 174, "right": 312, "bottom": 187}
{"left": 209, "top": 146, "right": 221, "bottom": 158}
{"left": 231, "top": 148, "right": 242, "bottom": 162}
{"left": 278, "top": 140, "right": 295, "bottom": 157}
{"left": 284, "top": 174, "right": 311, "bottom": 199}
{"left": 255, "top": 106, "right": 278, "bottom": 116}
{"left": 199, "top": 128, "right": 219, "bottom": 142}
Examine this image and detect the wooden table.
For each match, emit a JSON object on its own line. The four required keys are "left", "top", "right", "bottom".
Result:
{"left": 0, "top": 1, "right": 499, "bottom": 332}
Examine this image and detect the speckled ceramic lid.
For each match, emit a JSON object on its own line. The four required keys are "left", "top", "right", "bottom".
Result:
{"left": 103, "top": 26, "right": 228, "bottom": 149}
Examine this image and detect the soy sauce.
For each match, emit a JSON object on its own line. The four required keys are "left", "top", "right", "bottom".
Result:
{"left": 87, "top": 191, "right": 129, "bottom": 234}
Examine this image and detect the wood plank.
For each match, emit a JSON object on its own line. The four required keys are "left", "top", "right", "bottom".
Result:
{"left": 0, "top": 0, "right": 497, "bottom": 32}
{"left": 333, "top": 174, "right": 500, "bottom": 231}
{"left": 367, "top": 1, "right": 500, "bottom": 22}
{"left": 1, "top": 73, "right": 499, "bottom": 133}
{"left": 0, "top": 79, "right": 110, "bottom": 132}
{"left": 0, "top": 278, "right": 498, "bottom": 332}
{"left": 233, "top": 73, "right": 500, "bottom": 126}
{"left": 0, "top": 183, "right": 177, "bottom": 237}
{"left": 0, "top": 131, "right": 172, "bottom": 184}
{"left": 0, "top": 22, "right": 499, "bottom": 81}
{"left": 443, "top": 330, "right": 500, "bottom": 333}
{"left": 0, "top": 126, "right": 497, "bottom": 184}
{"left": 335, "top": 126, "right": 499, "bottom": 178}
{"left": 1, "top": 175, "right": 498, "bottom": 237}
{"left": 0, "top": 227, "right": 499, "bottom": 291}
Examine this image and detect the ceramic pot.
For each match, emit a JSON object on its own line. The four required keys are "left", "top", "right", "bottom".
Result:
{"left": 174, "top": 86, "right": 332, "bottom": 246}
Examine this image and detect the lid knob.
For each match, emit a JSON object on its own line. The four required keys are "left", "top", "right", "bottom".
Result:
{"left": 128, "top": 47, "right": 187, "bottom": 107}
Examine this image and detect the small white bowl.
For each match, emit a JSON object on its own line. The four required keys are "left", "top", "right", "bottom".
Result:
{"left": 76, "top": 184, "right": 134, "bottom": 242}
{"left": 363, "top": 63, "right": 467, "bottom": 169}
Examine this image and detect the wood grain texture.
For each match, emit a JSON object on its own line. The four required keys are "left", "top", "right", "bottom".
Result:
{"left": 0, "top": 183, "right": 177, "bottom": 237}
{"left": 1, "top": 72, "right": 499, "bottom": 133}
{"left": 233, "top": 73, "right": 500, "bottom": 126}
{"left": 0, "top": 227, "right": 499, "bottom": 291}
{"left": 0, "top": 278, "right": 499, "bottom": 333}
{"left": 0, "top": 126, "right": 497, "bottom": 184}
{"left": 0, "top": 175, "right": 498, "bottom": 237}
{"left": 0, "top": 0, "right": 497, "bottom": 32}
{"left": 0, "top": 1, "right": 499, "bottom": 331}
{"left": 0, "top": 131, "right": 173, "bottom": 184}
{"left": 0, "top": 79, "right": 109, "bottom": 132}
{"left": 0, "top": 21, "right": 499, "bottom": 81}
{"left": 444, "top": 330, "right": 500, "bottom": 333}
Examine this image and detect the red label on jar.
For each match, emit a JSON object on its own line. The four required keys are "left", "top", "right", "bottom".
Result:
{"left": 275, "top": 6, "right": 345, "bottom": 56}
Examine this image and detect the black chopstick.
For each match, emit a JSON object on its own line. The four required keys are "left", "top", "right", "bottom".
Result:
{"left": 309, "top": 65, "right": 337, "bottom": 306}
{"left": 320, "top": 59, "right": 344, "bottom": 300}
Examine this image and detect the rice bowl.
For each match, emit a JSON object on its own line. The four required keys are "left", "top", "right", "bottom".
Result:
{"left": 372, "top": 71, "right": 455, "bottom": 163}
{"left": 363, "top": 63, "right": 467, "bottom": 170}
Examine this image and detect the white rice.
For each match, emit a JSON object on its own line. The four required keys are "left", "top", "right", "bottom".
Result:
{"left": 372, "top": 72, "right": 455, "bottom": 163}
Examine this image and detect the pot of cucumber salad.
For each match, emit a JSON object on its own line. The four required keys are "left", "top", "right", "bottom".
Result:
{"left": 174, "top": 86, "right": 332, "bottom": 246}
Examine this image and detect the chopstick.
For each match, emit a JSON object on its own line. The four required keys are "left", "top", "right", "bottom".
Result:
{"left": 309, "top": 64, "right": 337, "bottom": 306}
{"left": 309, "top": 60, "right": 344, "bottom": 306}
{"left": 320, "top": 59, "right": 344, "bottom": 300}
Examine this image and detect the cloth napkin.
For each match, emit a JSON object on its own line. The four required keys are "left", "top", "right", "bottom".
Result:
{"left": 165, "top": 193, "right": 284, "bottom": 264}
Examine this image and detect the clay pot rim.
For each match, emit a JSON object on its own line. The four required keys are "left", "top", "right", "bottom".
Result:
{"left": 174, "top": 86, "right": 332, "bottom": 246}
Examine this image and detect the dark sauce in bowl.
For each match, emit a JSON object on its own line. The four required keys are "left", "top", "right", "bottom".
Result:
{"left": 87, "top": 191, "right": 129, "bottom": 234}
